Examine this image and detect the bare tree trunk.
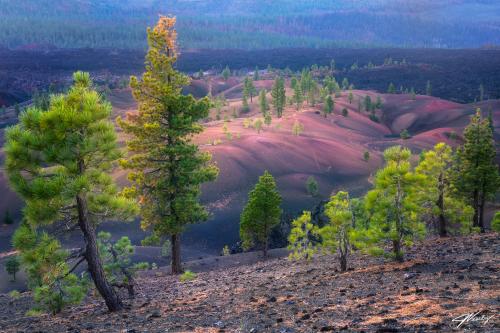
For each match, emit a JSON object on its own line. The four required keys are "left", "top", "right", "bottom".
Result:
{"left": 76, "top": 194, "right": 123, "bottom": 312}
{"left": 479, "top": 195, "right": 486, "bottom": 233}
{"left": 171, "top": 234, "right": 183, "bottom": 274}
{"left": 472, "top": 189, "right": 479, "bottom": 229}
{"left": 393, "top": 239, "right": 403, "bottom": 262}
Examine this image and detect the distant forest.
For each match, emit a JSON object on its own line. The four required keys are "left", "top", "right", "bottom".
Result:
{"left": 1, "top": 0, "right": 500, "bottom": 49}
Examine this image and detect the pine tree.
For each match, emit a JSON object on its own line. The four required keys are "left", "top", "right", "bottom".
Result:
{"left": 364, "top": 146, "right": 425, "bottom": 261}
{"left": 341, "top": 78, "right": 349, "bottom": 90}
{"left": 5, "top": 256, "right": 20, "bottom": 281}
{"left": 5, "top": 72, "right": 136, "bottom": 312}
{"left": 222, "top": 66, "right": 231, "bottom": 81}
{"left": 387, "top": 83, "right": 396, "bottom": 94}
{"left": 244, "top": 77, "right": 257, "bottom": 103}
{"left": 293, "top": 83, "right": 303, "bottom": 110}
{"left": 323, "top": 95, "right": 334, "bottom": 117}
{"left": 306, "top": 176, "right": 319, "bottom": 196}
{"left": 240, "top": 171, "right": 282, "bottom": 257}
{"left": 271, "top": 76, "right": 286, "bottom": 118}
{"left": 117, "top": 17, "right": 218, "bottom": 274}
{"left": 259, "top": 89, "right": 269, "bottom": 117}
{"left": 254, "top": 66, "right": 259, "bottom": 81}
{"left": 288, "top": 211, "right": 319, "bottom": 261}
{"left": 416, "top": 143, "right": 473, "bottom": 236}
{"left": 452, "top": 110, "right": 500, "bottom": 232}
{"left": 410, "top": 87, "right": 416, "bottom": 100}
{"left": 292, "top": 120, "right": 304, "bottom": 136}
{"left": 3, "top": 210, "right": 13, "bottom": 225}
{"left": 426, "top": 80, "right": 432, "bottom": 96}
{"left": 364, "top": 95, "right": 372, "bottom": 111}
{"left": 348, "top": 92, "right": 354, "bottom": 104}
{"left": 363, "top": 151, "right": 370, "bottom": 162}
{"left": 320, "top": 191, "right": 353, "bottom": 271}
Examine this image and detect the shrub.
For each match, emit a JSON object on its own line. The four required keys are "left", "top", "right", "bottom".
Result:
{"left": 492, "top": 212, "right": 500, "bottom": 232}
{"left": 306, "top": 176, "right": 319, "bottom": 196}
{"left": 5, "top": 256, "right": 20, "bottom": 281}
{"left": 342, "top": 108, "right": 348, "bottom": 117}
{"left": 222, "top": 245, "right": 231, "bottom": 256}
{"left": 9, "top": 290, "right": 21, "bottom": 299}
{"left": 179, "top": 270, "right": 197, "bottom": 282}
{"left": 363, "top": 151, "right": 370, "bottom": 162}
{"left": 400, "top": 129, "right": 411, "bottom": 139}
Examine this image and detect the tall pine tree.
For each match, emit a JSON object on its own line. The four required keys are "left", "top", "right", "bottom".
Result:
{"left": 271, "top": 77, "right": 286, "bottom": 118}
{"left": 5, "top": 72, "right": 136, "bottom": 312}
{"left": 118, "top": 17, "right": 218, "bottom": 274}
{"left": 453, "top": 109, "right": 499, "bottom": 232}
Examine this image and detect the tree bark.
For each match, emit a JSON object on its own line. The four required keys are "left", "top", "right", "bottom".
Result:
{"left": 472, "top": 189, "right": 479, "bottom": 229}
{"left": 479, "top": 194, "right": 485, "bottom": 233}
{"left": 76, "top": 194, "right": 123, "bottom": 312}
{"left": 171, "top": 233, "right": 183, "bottom": 274}
{"left": 393, "top": 240, "right": 404, "bottom": 262}
{"left": 437, "top": 173, "right": 447, "bottom": 237}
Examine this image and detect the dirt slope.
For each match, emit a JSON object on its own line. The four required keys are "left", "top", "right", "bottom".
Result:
{"left": 1, "top": 233, "right": 498, "bottom": 332}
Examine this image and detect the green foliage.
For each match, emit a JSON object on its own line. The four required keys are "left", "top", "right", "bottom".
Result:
{"left": 117, "top": 18, "right": 218, "bottom": 273}
{"left": 400, "top": 129, "right": 411, "bottom": 139}
{"left": 323, "top": 95, "right": 334, "bottom": 117}
{"left": 179, "top": 270, "right": 197, "bottom": 282}
{"left": 259, "top": 89, "right": 269, "bottom": 116}
{"left": 452, "top": 109, "right": 500, "bottom": 232}
{"left": 306, "top": 176, "right": 319, "bottom": 196}
{"left": 293, "top": 83, "right": 304, "bottom": 110}
{"left": 9, "top": 290, "right": 21, "bottom": 299}
{"left": 222, "top": 245, "right": 231, "bottom": 256}
{"left": 364, "top": 95, "right": 372, "bottom": 111}
{"left": 288, "top": 211, "right": 319, "bottom": 261}
{"left": 342, "top": 108, "right": 348, "bottom": 117}
{"left": 292, "top": 120, "right": 304, "bottom": 136}
{"left": 364, "top": 146, "right": 426, "bottom": 261}
{"left": 416, "top": 143, "right": 474, "bottom": 236}
{"left": 5, "top": 256, "right": 20, "bottom": 281}
{"left": 320, "top": 191, "right": 353, "bottom": 271}
{"left": 271, "top": 77, "right": 286, "bottom": 117}
{"left": 243, "top": 77, "right": 257, "bottom": 102}
{"left": 161, "top": 240, "right": 172, "bottom": 258}
{"left": 363, "top": 151, "right": 370, "bottom": 162}
{"left": 348, "top": 92, "right": 354, "bottom": 104}
{"left": 97, "top": 232, "right": 149, "bottom": 298}
{"left": 492, "top": 212, "right": 500, "bottom": 232}
{"left": 342, "top": 78, "right": 349, "bottom": 90}
{"left": 254, "top": 118, "right": 263, "bottom": 133}
{"left": 240, "top": 171, "right": 282, "bottom": 256}
{"left": 387, "top": 83, "right": 396, "bottom": 94}
{"left": 222, "top": 66, "right": 231, "bottom": 81}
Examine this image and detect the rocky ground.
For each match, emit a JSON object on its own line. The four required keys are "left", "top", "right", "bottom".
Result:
{"left": 0, "top": 233, "right": 499, "bottom": 332}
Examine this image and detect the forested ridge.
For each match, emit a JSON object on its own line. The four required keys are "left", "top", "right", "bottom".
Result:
{"left": 1, "top": 0, "right": 499, "bottom": 49}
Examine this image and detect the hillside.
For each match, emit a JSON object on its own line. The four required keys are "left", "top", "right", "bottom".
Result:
{"left": 1, "top": 233, "right": 498, "bottom": 332}
{"left": 2, "top": 80, "right": 499, "bottom": 263}
{"left": 1, "top": 0, "right": 500, "bottom": 49}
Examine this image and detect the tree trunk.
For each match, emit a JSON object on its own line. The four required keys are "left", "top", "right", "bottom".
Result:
{"left": 393, "top": 240, "right": 404, "bottom": 262}
{"left": 472, "top": 189, "right": 479, "bottom": 228}
{"left": 171, "top": 234, "right": 183, "bottom": 274}
{"left": 76, "top": 194, "right": 123, "bottom": 312}
{"left": 479, "top": 195, "right": 485, "bottom": 233}
{"left": 437, "top": 173, "right": 447, "bottom": 237}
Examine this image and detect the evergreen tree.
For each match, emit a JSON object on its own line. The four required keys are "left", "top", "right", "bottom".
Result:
{"left": 387, "top": 83, "right": 396, "bottom": 94}
{"left": 118, "top": 17, "right": 218, "bottom": 274}
{"left": 375, "top": 96, "right": 382, "bottom": 109}
{"left": 320, "top": 191, "right": 353, "bottom": 271}
{"left": 410, "top": 87, "right": 416, "bottom": 100}
{"left": 292, "top": 120, "right": 304, "bottom": 136}
{"left": 416, "top": 143, "right": 474, "bottom": 236}
{"left": 342, "top": 108, "right": 348, "bottom": 117}
{"left": 222, "top": 66, "right": 231, "bottom": 81}
{"left": 5, "top": 256, "right": 20, "bottom": 281}
{"left": 323, "top": 95, "right": 334, "bottom": 117}
{"left": 348, "top": 92, "right": 354, "bottom": 104}
{"left": 293, "top": 83, "right": 303, "bottom": 110}
{"left": 271, "top": 77, "right": 286, "bottom": 117}
{"left": 306, "top": 176, "right": 319, "bottom": 196}
{"left": 342, "top": 78, "right": 349, "bottom": 90}
{"left": 364, "top": 95, "right": 372, "bottom": 111}
{"left": 364, "top": 146, "right": 425, "bottom": 261}
{"left": 426, "top": 80, "right": 432, "bottom": 96}
{"left": 259, "top": 89, "right": 269, "bottom": 116}
{"left": 6, "top": 72, "right": 136, "bottom": 312}
{"left": 452, "top": 110, "right": 500, "bottom": 232}
{"left": 363, "top": 151, "right": 370, "bottom": 162}
{"left": 288, "top": 211, "right": 319, "bottom": 261}
{"left": 254, "top": 66, "right": 260, "bottom": 81}
{"left": 240, "top": 171, "right": 282, "bottom": 257}
{"left": 244, "top": 77, "right": 257, "bottom": 103}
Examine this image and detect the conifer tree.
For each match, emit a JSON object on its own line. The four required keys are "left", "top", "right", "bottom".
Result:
{"left": 348, "top": 92, "right": 354, "bottom": 104}
{"left": 342, "top": 78, "right": 349, "bottom": 90}
{"left": 306, "top": 176, "right": 319, "bottom": 196}
{"left": 118, "top": 17, "right": 218, "bottom": 274}
{"left": 271, "top": 76, "right": 286, "bottom": 117}
{"left": 387, "top": 83, "right": 396, "bottom": 94}
{"left": 323, "top": 95, "right": 334, "bottom": 117}
{"left": 240, "top": 171, "right": 282, "bottom": 257}
{"left": 244, "top": 77, "right": 257, "bottom": 103}
{"left": 6, "top": 72, "right": 136, "bottom": 312}
{"left": 452, "top": 110, "right": 499, "bottom": 232}
{"left": 416, "top": 143, "right": 473, "bottom": 236}
{"left": 293, "top": 83, "right": 303, "bottom": 110}
{"left": 320, "top": 191, "right": 353, "bottom": 271}
{"left": 364, "top": 146, "right": 425, "bottom": 261}
{"left": 254, "top": 66, "right": 259, "bottom": 81}
{"left": 222, "top": 66, "right": 231, "bottom": 81}
{"left": 259, "top": 89, "right": 269, "bottom": 117}
{"left": 426, "top": 80, "right": 432, "bottom": 96}
{"left": 5, "top": 256, "right": 20, "bottom": 281}
{"left": 364, "top": 95, "right": 372, "bottom": 111}
{"left": 288, "top": 211, "right": 319, "bottom": 261}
